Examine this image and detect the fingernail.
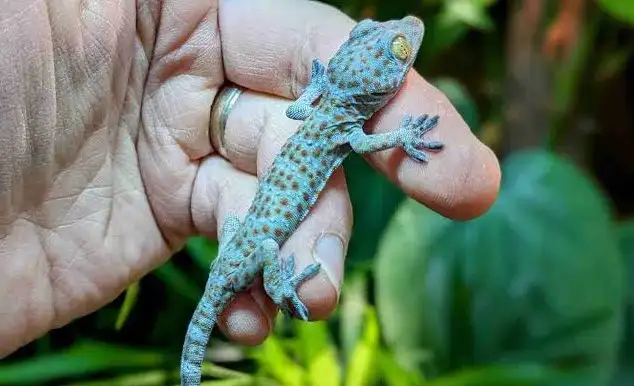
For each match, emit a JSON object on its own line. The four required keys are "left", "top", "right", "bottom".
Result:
{"left": 312, "top": 233, "right": 345, "bottom": 293}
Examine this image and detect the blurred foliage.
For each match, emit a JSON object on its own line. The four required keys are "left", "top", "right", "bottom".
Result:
{"left": 2, "top": 0, "right": 634, "bottom": 385}
{"left": 375, "top": 150, "right": 625, "bottom": 385}
{"left": 598, "top": 0, "right": 634, "bottom": 24}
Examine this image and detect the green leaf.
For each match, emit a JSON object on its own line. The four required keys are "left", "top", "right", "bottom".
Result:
{"left": 65, "top": 370, "right": 170, "bottom": 386}
{"left": 432, "top": 78, "right": 481, "bottom": 134}
{"left": 199, "top": 379, "right": 256, "bottom": 386}
{"left": 153, "top": 261, "right": 202, "bottom": 303}
{"left": 201, "top": 362, "right": 251, "bottom": 380}
{"left": 377, "top": 348, "right": 427, "bottom": 386}
{"left": 375, "top": 150, "right": 626, "bottom": 385}
{"left": 598, "top": 0, "right": 634, "bottom": 25}
{"left": 344, "top": 308, "right": 381, "bottom": 386}
{"left": 417, "top": 0, "right": 497, "bottom": 60}
{"left": 186, "top": 236, "right": 219, "bottom": 270}
{"left": 612, "top": 221, "right": 634, "bottom": 385}
{"left": 251, "top": 335, "right": 305, "bottom": 386}
{"left": 0, "top": 341, "right": 167, "bottom": 385}
{"left": 617, "top": 221, "right": 634, "bottom": 307}
{"left": 339, "top": 272, "right": 370, "bottom": 364}
{"left": 424, "top": 363, "right": 562, "bottom": 386}
{"left": 444, "top": 0, "right": 495, "bottom": 31}
{"left": 115, "top": 282, "right": 140, "bottom": 331}
{"left": 418, "top": 16, "right": 471, "bottom": 60}
{"left": 295, "top": 321, "right": 341, "bottom": 386}
{"left": 344, "top": 153, "right": 405, "bottom": 267}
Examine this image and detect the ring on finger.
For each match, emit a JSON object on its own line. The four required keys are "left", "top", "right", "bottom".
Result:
{"left": 210, "top": 83, "right": 244, "bottom": 159}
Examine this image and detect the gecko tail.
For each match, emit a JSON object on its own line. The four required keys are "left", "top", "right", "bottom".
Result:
{"left": 180, "top": 287, "right": 218, "bottom": 386}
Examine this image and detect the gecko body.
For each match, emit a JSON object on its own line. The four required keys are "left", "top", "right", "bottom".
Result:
{"left": 181, "top": 16, "right": 443, "bottom": 385}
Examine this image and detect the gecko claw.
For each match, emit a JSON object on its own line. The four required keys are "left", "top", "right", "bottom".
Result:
{"left": 404, "top": 144, "right": 431, "bottom": 162}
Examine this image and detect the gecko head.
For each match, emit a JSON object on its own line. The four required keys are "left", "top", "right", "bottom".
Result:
{"left": 326, "top": 16, "right": 424, "bottom": 113}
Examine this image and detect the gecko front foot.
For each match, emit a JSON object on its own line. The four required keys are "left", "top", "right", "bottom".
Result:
{"left": 260, "top": 239, "right": 321, "bottom": 320}
{"left": 400, "top": 114, "right": 444, "bottom": 162}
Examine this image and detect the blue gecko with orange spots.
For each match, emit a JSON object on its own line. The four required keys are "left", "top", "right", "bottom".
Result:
{"left": 180, "top": 15, "right": 444, "bottom": 385}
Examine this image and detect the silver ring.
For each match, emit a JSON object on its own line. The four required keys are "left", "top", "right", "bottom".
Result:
{"left": 210, "top": 83, "right": 243, "bottom": 159}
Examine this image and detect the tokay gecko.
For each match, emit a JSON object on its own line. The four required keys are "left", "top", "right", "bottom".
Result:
{"left": 180, "top": 15, "right": 444, "bottom": 385}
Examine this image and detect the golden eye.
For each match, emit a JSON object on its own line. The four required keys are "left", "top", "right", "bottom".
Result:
{"left": 390, "top": 35, "right": 410, "bottom": 61}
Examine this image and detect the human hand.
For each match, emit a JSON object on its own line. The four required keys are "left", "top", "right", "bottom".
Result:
{"left": 0, "top": 0, "right": 500, "bottom": 357}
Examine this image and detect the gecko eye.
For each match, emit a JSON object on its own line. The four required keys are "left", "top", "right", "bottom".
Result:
{"left": 390, "top": 35, "right": 411, "bottom": 61}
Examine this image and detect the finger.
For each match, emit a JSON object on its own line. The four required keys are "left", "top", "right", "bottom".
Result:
{"left": 190, "top": 156, "right": 351, "bottom": 344}
{"left": 218, "top": 0, "right": 501, "bottom": 220}
{"left": 139, "top": 0, "right": 223, "bottom": 246}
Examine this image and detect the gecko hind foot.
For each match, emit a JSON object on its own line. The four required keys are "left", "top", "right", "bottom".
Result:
{"left": 269, "top": 254, "right": 321, "bottom": 321}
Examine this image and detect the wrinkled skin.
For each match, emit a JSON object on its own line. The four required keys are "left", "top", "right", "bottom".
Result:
{"left": 0, "top": 0, "right": 501, "bottom": 357}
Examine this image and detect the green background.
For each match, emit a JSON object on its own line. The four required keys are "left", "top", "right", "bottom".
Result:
{"left": 3, "top": 0, "right": 634, "bottom": 385}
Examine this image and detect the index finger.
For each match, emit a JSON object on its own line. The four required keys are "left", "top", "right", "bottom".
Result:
{"left": 218, "top": 0, "right": 500, "bottom": 219}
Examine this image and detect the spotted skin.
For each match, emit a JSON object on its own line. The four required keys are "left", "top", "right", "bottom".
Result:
{"left": 180, "top": 16, "right": 444, "bottom": 385}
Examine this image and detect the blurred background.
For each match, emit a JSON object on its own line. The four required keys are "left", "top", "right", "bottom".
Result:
{"left": 2, "top": 0, "right": 634, "bottom": 385}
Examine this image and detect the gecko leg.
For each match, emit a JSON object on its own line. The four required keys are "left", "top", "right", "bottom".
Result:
{"left": 259, "top": 239, "right": 321, "bottom": 320}
{"left": 347, "top": 114, "right": 443, "bottom": 162}
{"left": 285, "top": 59, "right": 328, "bottom": 120}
